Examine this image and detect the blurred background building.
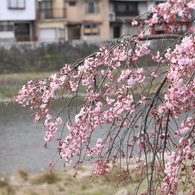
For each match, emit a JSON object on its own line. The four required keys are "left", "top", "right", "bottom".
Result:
{"left": 0, "top": 0, "right": 194, "bottom": 42}
{"left": 0, "top": 0, "right": 36, "bottom": 42}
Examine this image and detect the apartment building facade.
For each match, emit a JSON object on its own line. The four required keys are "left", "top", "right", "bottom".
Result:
{"left": 110, "top": 0, "right": 195, "bottom": 37}
{"left": 0, "top": 0, "right": 36, "bottom": 42}
{"left": 65, "top": 0, "right": 110, "bottom": 41}
{"left": 36, "top": 0, "right": 110, "bottom": 41}
{"left": 1, "top": 0, "right": 194, "bottom": 42}
{"left": 109, "top": 0, "right": 149, "bottom": 39}
{"left": 36, "top": 0, "right": 67, "bottom": 41}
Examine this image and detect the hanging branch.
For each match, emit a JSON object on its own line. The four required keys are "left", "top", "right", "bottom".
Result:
{"left": 11, "top": 1, "right": 195, "bottom": 194}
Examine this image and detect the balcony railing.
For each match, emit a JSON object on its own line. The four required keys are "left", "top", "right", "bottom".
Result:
{"left": 36, "top": 8, "right": 67, "bottom": 19}
{"left": 115, "top": 11, "right": 138, "bottom": 17}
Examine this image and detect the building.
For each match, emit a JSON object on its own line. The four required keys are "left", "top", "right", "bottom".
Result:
{"left": 109, "top": 0, "right": 195, "bottom": 37}
{"left": 1, "top": 0, "right": 194, "bottom": 42}
{"left": 65, "top": 0, "right": 110, "bottom": 41}
{"left": 36, "top": 0, "right": 67, "bottom": 42}
{"left": 0, "top": 0, "right": 36, "bottom": 42}
{"left": 36, "top": 0, "right": 110, "bottom": 41}
{"left": 109, "top": 0, "right": 149, "bottom": 39}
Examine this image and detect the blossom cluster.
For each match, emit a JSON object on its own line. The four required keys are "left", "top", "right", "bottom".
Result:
{"left": 13, "top": 40, "right": 150, "bottom": 170}
{"left": 14, "top": 72, "right": 67, "bottom": 142}
{"left": 158, "top": 35, "right": 195, "bottom": 118}
{"left": 146, "top": 0, "right": 195, "bottom": 31}
{"left": 161, "top": 139, "right": 194, "bottom": 194}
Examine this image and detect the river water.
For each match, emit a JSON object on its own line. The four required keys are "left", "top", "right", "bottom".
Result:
{"left": 0, "top": 100, "right": 108, "bottom": 177}
{"left": 0, "top": 99, "right": 185, "bottom": 177}
{"left": 0, "top": 101, "right": 58, "bottom": 176}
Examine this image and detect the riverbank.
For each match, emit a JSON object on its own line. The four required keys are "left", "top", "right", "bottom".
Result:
{"left": 0, "top": 164, "right": 146, "bottom": 195}
{"left": 0, "top": 163, "right": 192, "bottom": 195}
{"left": 0, "top": 72, "right": 55, "bottom": 101}
{"left": 0, "top": 65, "right": 163, "bottom": 101}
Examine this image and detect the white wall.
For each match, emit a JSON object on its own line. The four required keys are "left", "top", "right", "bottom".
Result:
{"left": 138, "top": 2, "right": 148, "bottom": 19}
{"left": 0, "top": 31, "right": 14, "bottom": 38}
{"left": 0, "top": 0, "right": 35, "bottom": 21}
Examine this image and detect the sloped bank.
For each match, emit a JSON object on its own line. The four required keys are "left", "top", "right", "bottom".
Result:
{"left": 0, "top": 40, "right": 109, "bottom": 74}
{"left": 0, "top": 38, "right": 175, "bottom": 74}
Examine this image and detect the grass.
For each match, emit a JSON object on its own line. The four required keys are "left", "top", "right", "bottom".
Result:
{"left": 0, "top": 164, "right": 169, "bottom": 195}
{"left": 15, "top": 169, "right": 28, "bottom": 182}
{"left": 0, "top": 178, "right": 15, "bottom": 195}
{"left": 0, "top": 64, "right": 168, "bottom": 100}
{"left": 29, "top": 172, "right": 58, "bottom": 184}
{"left": 0, "top": 72, "right": 55, "bottom": 99}
{"left": 0, "top": 71, "right": 95, "bottom": 100}
{"left": 0, "top": 166, "right": 141, "bottom": 195}
{"left": 0, "top": 160, "right": 194, "bottom": 194}
{"left": 0, "top": 179, "right": 9, "bottom": 188}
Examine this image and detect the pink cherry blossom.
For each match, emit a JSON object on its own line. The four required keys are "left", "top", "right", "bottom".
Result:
{"left": 11, "top": 1, "right": 195, "bottom": 194}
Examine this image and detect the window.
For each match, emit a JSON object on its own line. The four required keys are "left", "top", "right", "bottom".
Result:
{"left": 113, "top": 2, "right": 138, "bottom": 16}
{"left": 69, "top": 1, "right": 76, "bottom": 6}
{"left": 39, "top": 1, "right": 52, "bottom": 19}
{"left": 181, "top": 24, "right": 187, "bottom": 32}
{"left": 68, "top": 25, "right": 81, "bottom": 40}
{"left": 8, "top": 0, "right": 25, "bottom": 9}
{"left": 15, "top": 23, "right": 29, "bottom": 36}
{"left": 39, "top": 1, "right": 52, "bottom": 10}
{"left": 0, "top": 26, "right": 3, "bottom": 31}
{"left": 84, "top": 24, "right": 99, "bottom": 36}
{"left": 5, "top": 25, "right": 13, "bottom": 31}
{"left": 85, "top": 1, "right": 99, "bottom": 14}
{"left": 0, "top": 25, "right": 13, "bottom": 32}
{"left": 58, "top": 29, "right": 65, "bottom": 39}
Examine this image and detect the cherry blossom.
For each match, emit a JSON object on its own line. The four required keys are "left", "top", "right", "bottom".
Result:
{"left": 11, "top": 1, "right": 195, "bottom": 194}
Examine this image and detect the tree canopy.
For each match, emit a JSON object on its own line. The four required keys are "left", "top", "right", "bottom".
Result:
{"left": 12, "top": 1, "right": 195, "bottom": 194}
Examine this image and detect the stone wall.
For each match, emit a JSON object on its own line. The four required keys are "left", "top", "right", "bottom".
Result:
{"left": 0, "top": 40, "right": 111, "bottom": 73}
{"left": 0, "top": 40, "right": 111, "bottom": 50}
{"left": 0, "top": 38, "right": 175, "bottom": 74}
